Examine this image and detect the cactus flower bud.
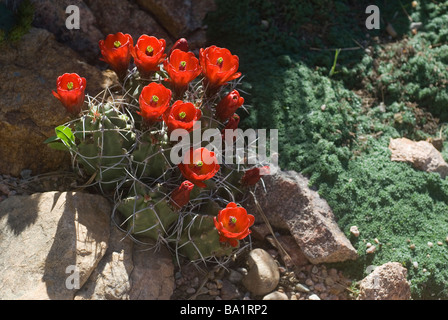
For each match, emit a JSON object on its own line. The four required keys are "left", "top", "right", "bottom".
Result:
{"left": 170, "top": 180, "right": 194, "bottom": 209}
{"left": 240, "top": 166, "right": 271, "bottom": 186}
{"left": 215, "top": 89, "right": 244, "bottom": 121}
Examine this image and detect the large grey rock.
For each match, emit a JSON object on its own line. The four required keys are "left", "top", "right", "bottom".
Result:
{"left": 0, "top": 191, "right": 111, "bottom": 300}
{"left": 357, "top": 262, "right": 411, "bottom": 300}
{"left": 245, "top": 169, "right": 358, "bottom": 264}
{"left": 389, "top": 137, "right": 448, "bottom": 178}
{"left": 85, "top": 0, "right": 173, "bottom": 50}
{"left": 136, "top": 0, "right": 215, "bottom": 45}
{"left": 30, "top": 0, "right": 104, "bottom": 64}
{"left": 0, "top": 27, "right": 115, "bottom": 177}
{"left": 74, "top": 225, "right": 175, "bottom": 300}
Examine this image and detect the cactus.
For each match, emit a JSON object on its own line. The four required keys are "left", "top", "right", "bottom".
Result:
{"left": 73, "top": 101, "right": 135, "bottom": 192}
{"left": 116, "top": 182, "right": 179, "bottom": 241}
{"left": 48, "top": 34, "right": 262, "bottom": 267}
{"left": 172, "top": 213, "right": 235, "bottom": 261}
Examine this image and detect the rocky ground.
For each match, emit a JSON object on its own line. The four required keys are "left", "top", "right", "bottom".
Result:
{"left": 0, "top": 169, "right": 410, "bottom": 300}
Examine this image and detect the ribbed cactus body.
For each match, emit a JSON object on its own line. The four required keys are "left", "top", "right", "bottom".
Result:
{"left": 174, "top": 213, "right": 235, "bottom": 261}
{"left": 74, "top": 103, "right": 135, "bottom": 191}
{"left": 131, "top": 131, "right": 171, "bottom": 180}
{"left": 117, "top": 183, "right": 179, "bottom": 241}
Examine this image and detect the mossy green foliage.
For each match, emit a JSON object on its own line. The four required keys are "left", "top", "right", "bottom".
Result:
{"left": 206, "top": 0, "right": 448, "bottom": 299}
{"left": 0, "top": 0, "right": 34, "bottom": 44}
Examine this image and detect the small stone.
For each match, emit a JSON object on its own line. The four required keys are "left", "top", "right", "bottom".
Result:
{"left": 228, "top": 269, "right": 244, "bottom": 284}
{"left": 242, "top": 249, "right": 280, "bottom": 296}
{"left": 308, "top": 294, "right": 321, "bottom": 300}
{"left": 374, "top": 238, "right": 379, "bottom": 244}
{"left": 366, "top": 245, "right": 376, "bottom": 254}
{"left": 209, "top": 289, "right": 220, "bottom": 296}
{"left": 325, "top": 277, "right": 335, "bottom": 287}
{"left": 366, "top": 242, "right": 372, "bottom": 248}
{"left": 410, "top": 244, "right": 416, "bottom": 250}
{"left": 186, "top": 287, "right": 196, "bottom": 295}
{"left": 428, "top": 242, "right": 433, "bottom": 248}
{"left": 413, "top": 261, "right": 418, "bottom": 269}
{"left": 295, "top": 283, "right": 310, "bottom": 293}
{"left": 305, "top": 278, "right": 314, "bottom": 286}
{"left": 350, "top": 226, "right": 360, "bottom": 237}
{"left": 423, "top": 268, "right": 427, "bottom": 273}
{"left": 262, "top": 291, "right": 288, "bottom": 300}
{"left": 314, "top": 283, "right": 326, "bottom": 292}
{"left": 412, "top": 1, "right": 418, "bottom": 8}
{"left": 311, "top": 265, "right": 319, "bottom": 274}
{"left": 437, "top": 241, "right": 443, "bottom": 246}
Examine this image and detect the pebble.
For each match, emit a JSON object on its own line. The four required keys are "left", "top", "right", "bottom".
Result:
{"left": 308, "top": 294, "right": 321, "bottom": 300}
{"left": 350, "top": 226, "right": 360, "bottom": 237}
{"left": 262, "top": 291, "right": 288, "bottom": 300}
{"left": 305, "top": 278, "right": 314, "bottom": 287}
{"left": 366, "top": 245, "right": 376, "bottom": 254}
{"left": 295, "top": 283, "right": 311, "bottom": 293}
{"left": 438, "top": 241, "right": 443, "bottom": 246}
{"left": 428, "top": 242, "right": 433, "bottom": 248}
{"left": 413, "top": 261, "right": 418, "bottom": 269}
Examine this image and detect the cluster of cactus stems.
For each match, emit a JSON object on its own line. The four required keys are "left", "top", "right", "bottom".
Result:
{"left": 46, "top": 34, "right": 270, "bottom": 266}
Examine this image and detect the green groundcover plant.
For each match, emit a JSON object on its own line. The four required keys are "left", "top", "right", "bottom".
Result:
{"left": 206, "top": 0, "right": 448, "bottom": 299}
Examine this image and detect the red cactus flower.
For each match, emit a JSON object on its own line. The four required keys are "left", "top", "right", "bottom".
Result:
{"left": 240, "top": 166, "right": 271, "bottom": 186}
{"left": 170, "top": 180, "right": 195, "bottom": 209}
{"left": 52, "top": 73, "right": 86, "bottom": 115}
{"left": 168, "top": 38, "right": 189, "bottom": 57}
{"left": 178, "top": 147, "right": 220, "bottom": 188}
{"left": 164, "top": 49, "right": 202, "bottom": 96}
{"left": 199, "top": 45, "right": 241, "bottom": 91}
{"left": 138, "top": 82, "right": 172, "bottom": 123}
{"left": 214, "top": 202, "right": 255, "bottom": 247}
{"left": 99, "top": 32, "right": 133, "bottom": 80}
{"left": 163, "top": 100, "right": 201, "bottom": 135}
{"left": 131, "top": 35, "right": 167, "bottom": 78}
{"left": 215, "top": 89, "right": 244, "bottom": 121}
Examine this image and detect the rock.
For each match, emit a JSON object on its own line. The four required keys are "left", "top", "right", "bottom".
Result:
{"left": 74, "top": 225, "right": 134, "bottom": 300}
{"left": 85, "top": 0, "right": 173, "bottom": 52}
{"left": 30, "top": 0, "right": 104, "bottom": 64}
{"left": 295, "top": 283, "right": 311, "bottom": 293}
{"left": 389, "top": 137, "right": 448, "bottom": 178}
{"left": 136, "top": 0, "right": 215, "bottom": 44}
{"left": 127, "top": 243, "right": 175, "bottom": 300}
{"left": 366, "top": 245, "right": 376, "bottom": 254}
{"left": 242, "top": 248, "right": 280, "bottom": 296}
{"left": 350, "top": 226, "right": 360, "bottom": 237}
{"left": 262, "top": 291, "right": 288, "bottom": 300}
{"left": 0, "top": 27, "right": 116, "bottom": 177}
{"left": 308, "top": 294, "right": 321, "bottom": 300}
{"left": 245, "top": 169, "right": 358, "bottom": 264}
{"left": 228, "top": 269, "right": 244, "bottom": 284}
{"left": 220, "top": 279, "right": 241, "bottom": 300}
{"left": 0, "top": 191, "right": 110, "bottom": 299}
{"left": 357, "top": 262, "right": 411, "bottom": 300}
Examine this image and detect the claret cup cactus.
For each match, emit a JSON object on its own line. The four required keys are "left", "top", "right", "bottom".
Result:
{"left": 46, "top": 33, "right": 272, "bottom": 265}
